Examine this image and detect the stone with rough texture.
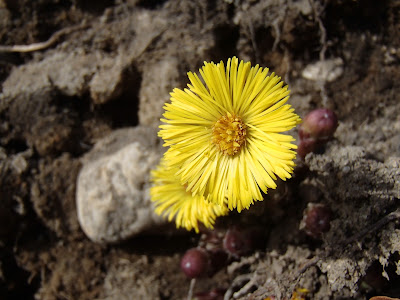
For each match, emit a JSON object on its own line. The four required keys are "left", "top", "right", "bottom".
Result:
{"left": 304, "top": 145, "right": 400, "bottom": 293}
{"left": 301, "top": 58, "right": 344, "bottom": 83}
{"left": 76, "top": 126, "right": 165, "bottom": 243}
{"left": 138, "top": 56, "right": 181, "bottom": 127}
{"left": 89, "top": 56, "right": 128, "bottom": 105}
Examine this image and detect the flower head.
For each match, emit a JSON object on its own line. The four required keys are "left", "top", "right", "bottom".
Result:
{"left": 159, "top": 57, "right": 301, "bottom": 212}
{"left": 150, "top": 159, "right": 228, "bottom": 233}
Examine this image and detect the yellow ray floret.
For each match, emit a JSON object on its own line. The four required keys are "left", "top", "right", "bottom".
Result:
{"left": 150, "top": 159, "right": 228, "bottom": 233}
{"left": 159, "top": 57, "right": 301, "bottom": 212}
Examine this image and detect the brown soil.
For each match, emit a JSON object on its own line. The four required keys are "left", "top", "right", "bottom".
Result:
{"left": 0, "top": 0, "right": 399, "bottom": 299}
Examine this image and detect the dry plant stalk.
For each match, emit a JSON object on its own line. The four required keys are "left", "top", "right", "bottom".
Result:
{"left": 0, "top": 23, "right": 88, "bottom": 53}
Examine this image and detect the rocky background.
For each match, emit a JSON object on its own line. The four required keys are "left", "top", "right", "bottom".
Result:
{"left": 0, "top": 0, "right": 399, "bottom": 299}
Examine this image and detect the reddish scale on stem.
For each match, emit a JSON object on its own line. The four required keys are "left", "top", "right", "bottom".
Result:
{"left": 297, "top": 138, "right": 317, "bottom": 159}
{"left": 300, "top": 203, "right": 332, "bottom": 238}
{"left": 223, "top": 228, "right": 249, "bottom": 257}
{"left": 223, "top": 227, "right": 263, "bottom": 258}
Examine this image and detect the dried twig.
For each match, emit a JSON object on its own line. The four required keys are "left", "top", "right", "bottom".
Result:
{"left": 224, "top": 274, "right": 253, "bottom": 300}
{"left": 308, "top": 0, "right": 328, "bottom": 61}
{"left": 247, "top": 18, "right": 260, "bottom": 63}
{"left": 308, "top": 0, "right": 329, "bottom": 105}
{"left": 232, "top": 275, "right": 259, "bottom": 299}
{"left": 343, "top": 209, "right": 400, "bottom": 245}
{"left": 292, "top": 256, "right": 321, "bottom": 281}
{"left": 187, "top": 278, "right": 196, "bottom": 300}
{"left": 0, "top": 23, "right": 88, "bottom": 53}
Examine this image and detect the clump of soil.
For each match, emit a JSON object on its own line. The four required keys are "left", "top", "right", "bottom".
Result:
{"left": 0, "top": 0, "right": 399, "bottom": 299}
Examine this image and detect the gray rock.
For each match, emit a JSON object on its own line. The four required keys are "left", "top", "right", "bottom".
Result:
{"left": 1, "top": 51, "right": 98, "bottom": 99}
{"left": 76, "top": 126, "right": 165, "bottom": 243}
{"left": 89, "top": 56, "right": 127, "bottom": 105}
{"left": 1, "top": 48, "right": 138, "bottom": 106}
{"left": 138, "top": 56, "right": 180, "bottom": 127}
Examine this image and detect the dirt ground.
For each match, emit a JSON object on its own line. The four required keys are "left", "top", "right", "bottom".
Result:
{"left": 0, "top": 0, "right": 399, "bottom": 299}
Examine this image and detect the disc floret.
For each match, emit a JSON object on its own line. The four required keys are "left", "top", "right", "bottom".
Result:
{"left": 212, "top": 112, "right": 247, "bottom": 156}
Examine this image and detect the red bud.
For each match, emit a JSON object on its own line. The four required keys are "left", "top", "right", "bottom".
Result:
{"left": 180, "top": 248, "right": 210, "bottom": 278}
{"left": 299, "top": 108, "right": 338, "bottom": 141}
{"left": 300, "top": 203, "right": 332, "bottom": 238}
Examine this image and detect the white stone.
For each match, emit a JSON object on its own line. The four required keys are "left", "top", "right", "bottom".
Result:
{"left": 76, "top": 127, "right": 165, "bottom": 243}
{"left": 302, "top": 58, "right": 344, "bottom": 82}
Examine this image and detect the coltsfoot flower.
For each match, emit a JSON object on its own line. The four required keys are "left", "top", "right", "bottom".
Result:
{"left": 159, "top": 57, "right": 301, "bottom": 212}
{"left": 150, "top": 159, "right": 228, "bottom": 233}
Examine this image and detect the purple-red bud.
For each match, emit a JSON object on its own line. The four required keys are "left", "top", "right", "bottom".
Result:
{"left": 300, "top": 203, "right": 332, "bottom": 238}
{"left": 299, "top": 108, "right": 338, "bottom": 141}
{"left": 180, "top": 248, "right": 210, "bottom": 278}
{"left": 223, "top": 227, "right": 263, "bottom": 257}
{"left": 223, "top": 228, "right": 251, "bottom": 257}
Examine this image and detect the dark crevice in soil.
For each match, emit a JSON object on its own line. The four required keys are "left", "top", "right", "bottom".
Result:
{"left": 1, "top": 205, "right": 56, "bottom": 298}
{"left": 118, "top": 234, "right": 196, "bottom": 256}
{"left": 362, "top": 254, "right": 400, "bottom": 298}
{"left": 284, "top": 17, "right": 321, "bottom": 61}
{"left": 208, "top": 24, "right": 240, "bottom": 62}
{"left": 0, "top": 250, "right": 38, "bottom": 300}
{"left": 5, "top": 0, "right": 72, "bottom": 16}
{"left": 136, "top": 0, "right": 168, "bottom": 10}
{"left": 325, "top": 0, "right": 389, "bottom": 34}
{"left": 97, "top": 65, "right": 141, "bottom": 128}
{"left": 225, "top": 1, "right": 235, "bottom": 20}
{"left": 3, "top": 138, "right": 29, "bottom": 155}
{"left": 74, "top": 0, "right": 115, "bottom": 14}
{"left": 254, "top": 26, "right": 275, "bottom": 58}
{"left": 0, "top": 53, "right": 23, "bottom": 66}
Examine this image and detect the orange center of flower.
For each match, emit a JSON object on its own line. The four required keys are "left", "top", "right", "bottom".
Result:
{"left": 212, "top": 112, "right": 247, "bottom": 156}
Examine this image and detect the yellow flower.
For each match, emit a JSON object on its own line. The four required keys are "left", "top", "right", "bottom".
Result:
{"left": 150, "top": 159, "right": 228, "bottom": 233}
{"left": 159, "top": 57, "right": 301, "bottom": 212}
